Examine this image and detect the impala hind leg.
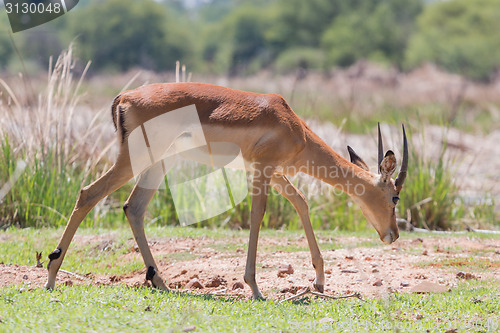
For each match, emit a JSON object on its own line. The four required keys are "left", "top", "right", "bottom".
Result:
{"left": 243, "top": 170, "right": 271, "bottom": 300}
{"left": 46, "top": 153, "right": 134, "bottom": 290}
{"left": 271, "top": 174, "right": 325, "bottom": 292}
{"left": 123, "top": 162, "right": 171, "bottom": 290}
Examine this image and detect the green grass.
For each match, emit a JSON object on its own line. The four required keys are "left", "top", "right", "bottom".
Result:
{"left": 0, "top": 47, "right": 130, "bottom": 230}
{"left": 0, "top": 226, "right": 381, "bottom": 276}
{"left": 397, "top": 125, "right": 498, "bottom": 230}
{"left": 1, "top": 227, "right": 500, "bottom": 332}
{"left": 0, "top": 279, "right": 498, "bottom": 332}
{"left": 397, "top": 127, "right": 461, "bottom": 230}
{"left": 0, "top": 137, "right": 126, "bottom": 229}
{"left": 1, "top": 226, "right": 499, "bottom": 278}
{"left": 0, "top": 228, "right": 140, "bottom": 276}
{"left": 416, "top": 257, "right": 500, "bottom": 271}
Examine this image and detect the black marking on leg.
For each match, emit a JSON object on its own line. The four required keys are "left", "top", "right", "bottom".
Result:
{"left": 48, "top": 248, "right": 62, "bottom": 260}
{"left": 146, "top": 266, "right": 156, "bottom": 281}
{"left": 123, "top": 202, "right": 129, "bottom": 212}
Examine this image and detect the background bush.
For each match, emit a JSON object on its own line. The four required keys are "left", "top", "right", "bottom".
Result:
{"left": 1, "top": 0, "right": 498, "bottom": 80}
{"left": 405, "top": 0, "right": 500, "bottom": 81}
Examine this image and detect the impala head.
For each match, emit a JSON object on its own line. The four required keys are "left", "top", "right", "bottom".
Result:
{"left": 348, "top": 124, "right": 408, "bottom": 244}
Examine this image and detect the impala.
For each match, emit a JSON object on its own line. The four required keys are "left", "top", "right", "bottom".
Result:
{"left": 46, "top": 82, "right": 408, "bottom": 300}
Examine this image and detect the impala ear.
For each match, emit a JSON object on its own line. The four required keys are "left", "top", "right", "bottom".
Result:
{"left": 347, "top": 146, "right": 369, "bottom": 171}
{"left": 380, "top": 150, "right": 396, "bottom": 182}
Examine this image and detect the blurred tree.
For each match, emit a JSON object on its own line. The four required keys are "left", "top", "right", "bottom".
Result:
{"left": 227, "top": 6, "right": 268, "bottom": 75}
{"left": 0, "top": 18, "right": 14, "bottom": 68}
{"left": 197, "top": 0, "right": 239, "bottom": 23}
{"left": 202, "top": 4, "right": 270, "bottom": 75}
{"left": 266, "top": 0, "right": 339, "bottom": 52}
{"left": 198, "top": 0, "right": 273, "bottom": 23}
{"left": 321, "top": 0, "right": 422, "bottom": 67}
{"left": 18, "top": 29, "right": 63, "bottom": 68}
{"left": 0, "top": 5, "right": 68, "bottom": 72}
{"left": 274, "top": 47, "right": 326, "bottom": 74}
{"left": 67, "top": 0, "right": 193, "bottom": 71}
{"left": 159, "top": 0, "right": 187, "bottom": 14}
{"left": 405, "top": 0, "right": 500, "bottom": 81}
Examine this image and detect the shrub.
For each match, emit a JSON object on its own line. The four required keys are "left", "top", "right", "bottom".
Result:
{"left": 322, "top": 0, "right": 422, "bottom": 67}
{"left": 274, "top": 48, "right": 326, "bottom": 74}
{"left": 405, "top": 0, "right": 500, "bottom": 81}
{"left": 398, "top": 127, "right": 497, "bottom": 230}
{"left": 0, "top": 46, "right": 124, "bottom": 228}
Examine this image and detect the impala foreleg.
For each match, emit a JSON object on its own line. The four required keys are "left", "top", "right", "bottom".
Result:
{"left": 123, "top": 162, "right": 170, "bottom": 290}
{"left": 243, "top": 169, "right": 271, "bottom": 300}
{"left": 271, "top": 175, "right": 325, "bottom": 292}
{"left": 46, "top": 153, "right": 134, "bottom": 290}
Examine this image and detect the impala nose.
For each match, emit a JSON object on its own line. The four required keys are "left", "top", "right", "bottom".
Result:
{"left": 382, "top": 229, "right": 399, "bottom": 244}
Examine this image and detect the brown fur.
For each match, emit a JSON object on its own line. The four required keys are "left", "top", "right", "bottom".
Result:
{"left": 47, "top": 82, "right": 407, "bottom": 300}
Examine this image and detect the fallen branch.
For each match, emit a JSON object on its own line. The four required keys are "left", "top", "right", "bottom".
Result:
{"left": 469, "top": 229, "right": 500, "bottom": 234}
{"left": 59, "top": 269, "right": 90, "bottom": 280}
{"left": 210, "top": 288, "right": 227, "bottom": 295}
{"left": 396, "top": 218, "right": 500, "bottom": 235}
{"left": 411, "top": 197, "right": 433, "bottom": 209}
{"left": 279, "top": 287, "right": 364, "bottom": 304}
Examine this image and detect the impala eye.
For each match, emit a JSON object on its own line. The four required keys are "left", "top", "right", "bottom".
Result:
{"left": 392, "top": 196, "right": 400, "bottom": 205}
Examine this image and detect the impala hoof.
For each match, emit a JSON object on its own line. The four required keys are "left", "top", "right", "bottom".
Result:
{"left": 313, "top": 283, "right": 324, "bottom": 293}
{"left": 251, "top": 290, "right": 265, "bottom": 301}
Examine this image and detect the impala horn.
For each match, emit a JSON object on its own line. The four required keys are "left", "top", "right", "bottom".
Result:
{"left": 377, "top": 123, "right": 384, "bottom": 174}
{"left": 394, "top": 124, "right": 408, "bottom": 192}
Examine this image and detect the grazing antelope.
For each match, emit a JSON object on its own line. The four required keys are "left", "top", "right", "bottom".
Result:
{"left": 46, "top": 82, "right": 408, "bottom": 300}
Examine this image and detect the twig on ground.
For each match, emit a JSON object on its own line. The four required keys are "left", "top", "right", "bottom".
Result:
{"left": 399, "top": 224, "right": 500, "bottom": 235}
{"left": 35, "top": 252, "right": 43, "bottom": 268}
{"left": 59, "top": 269, "right": 90, "bottom": 280}
{"left": 279, "top": 287, "right": 364, "bottom": 304}
{"left": 470, "top": 229, "right": 500, "bottom": 234}
{"left": 210, "top": 288, "right": 227, "bottom": 295}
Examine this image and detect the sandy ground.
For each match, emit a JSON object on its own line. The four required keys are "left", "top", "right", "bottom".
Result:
{"left": 1, "top": 233, "right": 499, "bottom": 300}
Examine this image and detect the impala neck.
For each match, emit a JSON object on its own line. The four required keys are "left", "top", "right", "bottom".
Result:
{"left": 293, "top": 131, "right": 374, "bottom": 196}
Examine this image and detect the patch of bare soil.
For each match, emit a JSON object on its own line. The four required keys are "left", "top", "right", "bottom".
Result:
{"left": 1, "top": 235, "right": 499, "bottom": 300}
